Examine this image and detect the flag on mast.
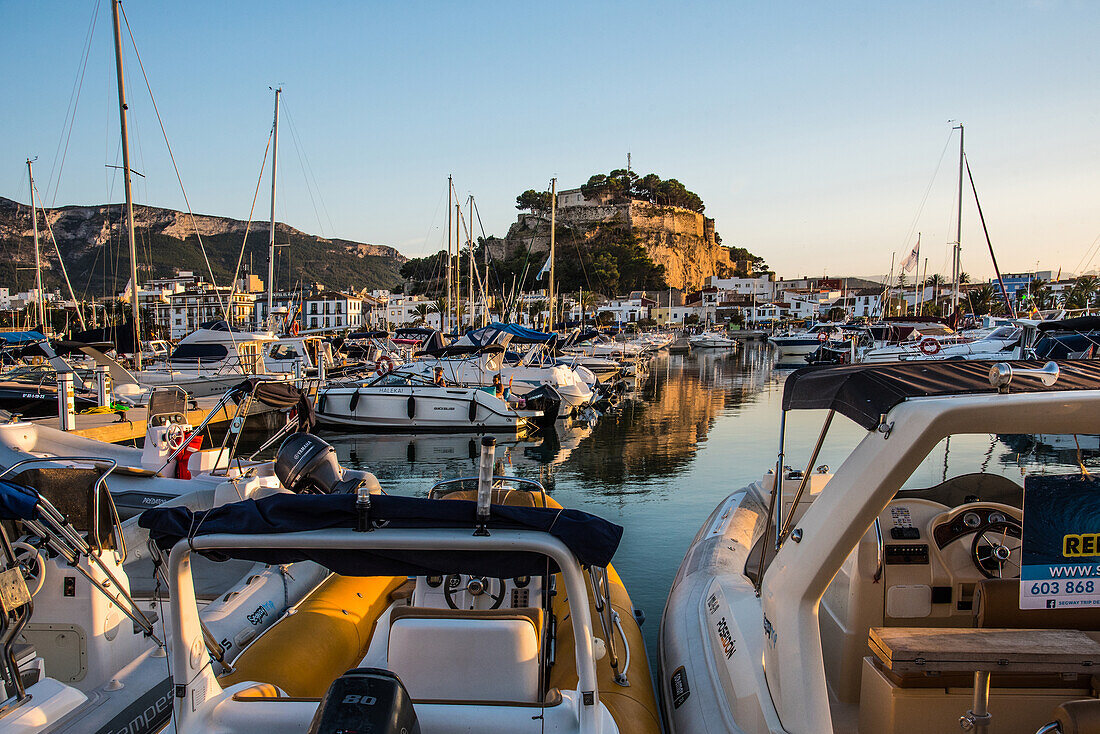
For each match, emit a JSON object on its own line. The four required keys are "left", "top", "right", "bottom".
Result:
{"left": 537, "top": 254, "right": 552, "bottom": 281}
{"left": 900, "top": 241, "right": 920, "bottom": 273}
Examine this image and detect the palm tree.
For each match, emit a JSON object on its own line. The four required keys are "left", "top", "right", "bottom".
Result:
{"left": 966, "top": 285, "right": 996, "bottom": 316}
{"left": 526, "top": 300, "right": 547, "bottom": 327}
{"left": 958, "top": 272, "right": 971, "bottom": 285}
{"left": 1026, "top": 279, "right": 1051, "bottom": 310}
{"left": 579, "top": 292, "right": 601, "bottom": 323}
{"left": 412, "top": 302, "right": 437, "bottom": 325}
{"left": 1065, "top": 276, "right": 1098, "bottom": 310}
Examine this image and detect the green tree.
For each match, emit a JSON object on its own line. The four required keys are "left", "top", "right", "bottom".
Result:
{"left": 1027, "top": 278, "right": 1051, "bottom": 310}
{"left": 727, "top": 246, "right": 769, "bottom": 275}
{"left": 515, "top": 190, "right": 552, "bottom": 213}
{"left": 1064, "top": 276, "right": 1098, "bottom": 310}
{"left": 966, "top": 285, "right": 996, "bottom": 316}
{"left": 412, "top": 302, "right": 437, "bottom": 325}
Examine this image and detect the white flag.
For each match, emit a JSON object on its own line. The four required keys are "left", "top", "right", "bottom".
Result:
{"left": 900, "top": 242, "right": 919, "bottom": 273}
{"left": 537, "top": 254, "right": 552, "bottom": 281}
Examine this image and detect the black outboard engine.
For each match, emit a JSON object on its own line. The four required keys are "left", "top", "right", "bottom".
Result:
{"left": 275, "top": 434, "right": 381, "bottom": 495}
{"left": 522, "top": 384, "right": 562, "bottom": 432}
{"left": 307, "top": 668, "right": 420, "bottom": 734}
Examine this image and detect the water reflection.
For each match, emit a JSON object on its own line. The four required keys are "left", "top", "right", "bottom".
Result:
{"left": 320, "top": 343, "right": 1100, "bottom": 661}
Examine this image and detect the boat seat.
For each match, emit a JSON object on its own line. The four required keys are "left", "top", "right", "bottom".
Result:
{"left": 1051, "top": 699, "right": 1100, "bottom": 734}
{"left": 976, "top": 579, "right": 1100, "bottom": 631}
{"left": 386, "top": 606, "right": 541, "bottom": 702}
{"left": 10, "top": 467, "right": 116, "bottom": 549}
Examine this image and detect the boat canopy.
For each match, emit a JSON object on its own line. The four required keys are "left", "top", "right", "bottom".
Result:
{"left": 782, "top": 360, "right": 1100, "bottom": 431}
{"left": 198, "top": 320, "right": 245, "bottom": 333}
{"left": 0, "top": 331, "right": 47, "bottom": 345}
{"left": 139, "top": 492, "right": 623, "bottom": 578}
{"left": 465, "top": 323, "right": 558, "bottom": 347}
{"left": 1037, "top": 315, "right": 1100, "bottom": 333}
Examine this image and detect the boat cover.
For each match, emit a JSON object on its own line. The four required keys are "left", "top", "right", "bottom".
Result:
{"left": 782, "top": 360, "right": 1100, "bottom": 431}
{"left": 139, "top": 492, "right": 623, "bottom": 578}
{"left": 0, "top": 331, "right": 47, "bottom": 346}
{"left": 0, "top": 479, "right": 39, "bottom": 521}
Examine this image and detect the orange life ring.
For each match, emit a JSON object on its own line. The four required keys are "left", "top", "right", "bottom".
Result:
{"left": 919, "top": 338, "right": 941, "bottom": 356}
{"left": 376, "top": 355, "right": 394, "bottom": 375}
{"left": 817, "top": 331, "right": 829, "bottom": 343}
{"left": 290, "top": 321, "right": 300, "bottom": 336}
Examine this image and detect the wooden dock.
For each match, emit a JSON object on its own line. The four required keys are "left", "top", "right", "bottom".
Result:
{"left": 29, "top": 395, "right": 249, "bottom": 444}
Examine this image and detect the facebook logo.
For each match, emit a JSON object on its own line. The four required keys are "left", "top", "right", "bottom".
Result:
{"left": 1047, "top": 600, "right": 1057, "bottom": 609}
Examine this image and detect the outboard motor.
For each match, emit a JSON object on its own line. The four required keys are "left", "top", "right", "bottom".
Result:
{"left": 307, "top": 668, "right": 420, "bottom": 734}
{"left": 522, "top": 384, "right": 562, "bottom": 432}
{"left": 275, "top": 434, "right": 381, "bottom": 495}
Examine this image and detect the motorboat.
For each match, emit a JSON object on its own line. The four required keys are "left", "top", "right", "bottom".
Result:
{"left": 0, "top": 379, "right": 316, "bottom": 518}
{"left": 660, "top": 359, "right": 1100, "bottom": 734}
{"left": 315, "top": 372, "right": 548, "bottom": 433}
{"left": 136, "top": 436, "right": 662, "bottom": 733}
{"left": 0, "top": 433, "right": 380, "bottom": 732}
{"left": 768, "top": 322, "right": 843, "bottom": 361}
{"left": 860, "top": 325, "right": 1024, "bottom": 363}
{"left": 688, "top": 331, "right": 739, "bottom": 349}
{"left": 396, "top": 332, "right": 594, "bottom": 418}
{"left": 133, "top": 321, "right": 285, "bottom": 398}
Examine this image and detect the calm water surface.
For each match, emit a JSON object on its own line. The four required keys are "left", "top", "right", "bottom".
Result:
{"left": 323, "top": 343, "right": 1099, "bottom": 661}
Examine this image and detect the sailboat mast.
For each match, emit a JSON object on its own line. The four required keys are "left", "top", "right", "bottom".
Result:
{"left": 951, "top": 123, "right": 964, "bottom": 313}
{"left": 549, "top": 177, "right": 556, "bottom": 330}
{"left": 267, "top": 87, "right": 281, "bottom": 330}
{"left": 112, "top": 0, "right": 142, "bottom": 368}
{"left": 467, "top": 196, "right": 473, "bottom": 329}
{"left": 26, "top": 160, "right": 47, "bottom": 333}
{"left": 454, "top": 202, "right": 461, "bottom": 331}
{"left": 446, "top": 176, "right": 452, "bottom": 334}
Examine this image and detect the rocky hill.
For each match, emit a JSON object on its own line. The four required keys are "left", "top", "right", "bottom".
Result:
{"left": 0, "top": 196, "right": 405, "bottom": 298}
{"left": 497, "top": 199, "right": 731, "bottom": 292}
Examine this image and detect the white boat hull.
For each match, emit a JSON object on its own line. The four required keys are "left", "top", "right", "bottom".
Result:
{"left": 316, "top": 385, "right": 535, "bottom": 432}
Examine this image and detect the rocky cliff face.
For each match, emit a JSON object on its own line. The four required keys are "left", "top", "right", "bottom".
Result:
{"left": 0, "top": 196, "right": 405, "bottom": 294}
{"left": 498, "top": 200, "right": 730, "bottom": 292}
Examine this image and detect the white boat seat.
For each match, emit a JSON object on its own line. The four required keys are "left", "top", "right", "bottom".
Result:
{"left": 386, "top": 607, "right": 541, "bottom": 703}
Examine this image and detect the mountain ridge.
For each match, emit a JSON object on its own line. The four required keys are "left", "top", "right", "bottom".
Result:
{"left": 0, "top": 196, "right": 406, "bottom": 298}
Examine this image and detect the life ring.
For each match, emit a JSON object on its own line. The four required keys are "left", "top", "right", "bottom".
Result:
{"left": 817, "top": 331, "right": 829, "bottom": 343}
{"left": 919, "top": 338, "right": 941, "bottom": 356}
{"left": 31, "top": 356, "right": 43, "bottom": 366}
{"left": 376, "top": 355, "right": 394, "bottom": 375}
{"left": 290, "top": 321, "right": 300, "bottom": 336}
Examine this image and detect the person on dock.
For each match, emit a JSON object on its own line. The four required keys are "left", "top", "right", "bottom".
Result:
{"left": 492, "top": 374, "right": 505, "bottom": 400}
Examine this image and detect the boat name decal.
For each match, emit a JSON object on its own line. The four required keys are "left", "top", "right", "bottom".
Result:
{"left": 715, "top": 616, "right": 736, "bottom": 659}
{"left": 763, "top": 614, "right": 778, "bottom": 648}
{"left": 433, "top": 406, "right": 455, "bottom": 411}
{"left": 707, "top": 593, "right": 719, "bottom": 614}
{"left": 247, "top": 600, "right": 276, "bottom": 626}
{"left": 670, "top": 665, "right": 691, "bottom": 708}
{"left": 103, "top": 677, "right": 172, "bottom": 734}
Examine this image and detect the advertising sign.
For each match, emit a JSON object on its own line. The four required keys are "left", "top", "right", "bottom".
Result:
{"left": 1021, "top": 474, "right": 1100, "bottom": 610}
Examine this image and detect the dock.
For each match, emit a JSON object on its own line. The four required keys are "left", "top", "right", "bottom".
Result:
{"left": 28, "top": 395, "right": 258, "bottom": 444}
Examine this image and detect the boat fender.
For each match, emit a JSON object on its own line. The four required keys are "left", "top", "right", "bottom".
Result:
{"left": 317, "top": 393, "right": 327, "bottom": 414}
{"left": 407, "top": 395, "right": 415, "bottom": 419}
{"left": 468, "top": 395, "right": 478, "bottom": 422}
{"left": 349, "top": 390, "right": 361, "bottom": 412}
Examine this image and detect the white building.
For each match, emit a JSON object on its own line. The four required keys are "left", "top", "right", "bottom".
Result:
{"left": 385, "top": 296, "right": 441, "bottom": 329}
{"left": 304, "top": 291, "right": 365, "bottom": 331}
{"left": 706, "top": 274, "right": 775, "bottom": 300}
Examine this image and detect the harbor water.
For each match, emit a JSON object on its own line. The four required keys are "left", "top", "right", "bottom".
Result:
{"left": 324, "top": 342, "right": 1098, "bottom": 661}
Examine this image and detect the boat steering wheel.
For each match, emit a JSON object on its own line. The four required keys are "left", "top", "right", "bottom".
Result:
{"left": 443, "top": 573, "right": 507, "bottom": 610}
{"left": 971, "top": 520, "right": 1023, "bottom": 579}
{"left": 11, "top": 541, "right": 46, "bottom": 597}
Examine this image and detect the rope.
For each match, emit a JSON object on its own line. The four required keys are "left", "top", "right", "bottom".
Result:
{"left": 225, "top": 129, "right": 273, "bottom": 321}
{"left": 45, "top": 0, "right": 102, "bottom": 206}
{"left": 118, "top": 2, "right": 227, "bottom": 318}
{"left": 32, "top": 182, "right": 87, "bottom": 330}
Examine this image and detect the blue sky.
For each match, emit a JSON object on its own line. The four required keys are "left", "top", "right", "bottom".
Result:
{"left": 2, "top": 0, "right": 1097, "bottom": 281}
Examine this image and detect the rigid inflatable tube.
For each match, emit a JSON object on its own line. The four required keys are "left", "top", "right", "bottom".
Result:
{"left": 549, "top": 563, "right": 662, "bottom": 734}
{"left": 219, "top": 574, "right": 405, "bottom": 698}
{"left": 201, "top": 560, "right": 330, "bottom": 666}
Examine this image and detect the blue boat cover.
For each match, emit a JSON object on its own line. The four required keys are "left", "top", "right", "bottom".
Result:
{"left": 473, "top": 323, "right": 557, "bottom": 345}
{"left": 0, "top": 331, "right": 47, "bottom": 345}
{"left": 139, "top": 492, "right": 623, "bottom": 578}
{"left": 0, "top": 479, "right": 40, "bottom": 521}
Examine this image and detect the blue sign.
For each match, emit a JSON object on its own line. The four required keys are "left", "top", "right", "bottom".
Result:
{"left": 1021, "top": 474, "right": 1100, "bottom": 610}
